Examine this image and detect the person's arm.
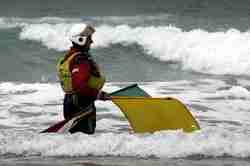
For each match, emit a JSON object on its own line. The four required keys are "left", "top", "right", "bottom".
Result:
{"left": 71, "top": 56, "right": 111, "bottom": 100}
{"left": 97, "top": 91, "right": 111, "bottom": 101}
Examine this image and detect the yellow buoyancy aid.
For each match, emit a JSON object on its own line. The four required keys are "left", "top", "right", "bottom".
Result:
{"left": 57, "top": 52, "right": 105, "bottom": 94}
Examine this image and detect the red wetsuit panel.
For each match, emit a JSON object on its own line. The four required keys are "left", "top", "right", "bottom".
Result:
{"left": 71, "top": 60, "right": 99, "bottom": 98}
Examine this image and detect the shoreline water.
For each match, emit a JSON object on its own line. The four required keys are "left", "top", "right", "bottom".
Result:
{"left": 2, "top": 156, "right": 250, "bottom": 166}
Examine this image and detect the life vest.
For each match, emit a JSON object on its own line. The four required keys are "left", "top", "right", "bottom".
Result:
{"left": 57, "top": 52, "right": 105, "bottom": 94}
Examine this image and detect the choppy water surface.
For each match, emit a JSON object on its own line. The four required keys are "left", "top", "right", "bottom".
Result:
{"left": 1, "top": 0, "right": 250, "bottom": 165}
{"left": 1, "top": 79, "right": 250, "bottom": 166}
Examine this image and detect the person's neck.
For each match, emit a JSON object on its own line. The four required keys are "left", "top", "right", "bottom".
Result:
{"left": 72, "top": 43, "right": 89, "bottom": 53}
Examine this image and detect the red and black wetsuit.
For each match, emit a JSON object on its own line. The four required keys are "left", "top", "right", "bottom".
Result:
{"left": 63, "top": 47, "right": 102, "bottom": 134}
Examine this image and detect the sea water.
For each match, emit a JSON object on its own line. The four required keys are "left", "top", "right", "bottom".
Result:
{"left": 1, "top": 0, "right": 250, "bottom": 165}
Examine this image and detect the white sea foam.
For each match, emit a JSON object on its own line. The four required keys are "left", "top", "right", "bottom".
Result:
{"left": 94, "top": 26, "right": 250, "bottom": 76}
{"left": 0, "top": 80, "right": 250, "bottom": 158}
{"left": 0, "top": 82, "right": 126, "bottom": 129}
{"left": 1, "top": 128, "right": 250, "bottom": 158}
{"left": 220, "top": 86, "right": 250, "bottom": 99}
{"left": 17, "top": 23, "right": 250, "bottom": 76}
{"left": 0, "top": 82, "right": 63, "bottom": 105}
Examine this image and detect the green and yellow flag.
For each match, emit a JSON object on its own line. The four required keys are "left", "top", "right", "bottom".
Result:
{"left": 111, "top": 84, "right": 200, "bottom": 133}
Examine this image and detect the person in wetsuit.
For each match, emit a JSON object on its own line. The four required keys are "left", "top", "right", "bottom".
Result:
{"left": 57, "top": 24, "right": 110, "bottom": 134}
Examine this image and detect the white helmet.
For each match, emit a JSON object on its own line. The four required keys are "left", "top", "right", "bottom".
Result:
{"left": 69, "top": 24, "right": 95, "bottom": 46}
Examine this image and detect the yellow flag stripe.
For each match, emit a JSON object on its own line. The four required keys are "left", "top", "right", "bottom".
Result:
{"left": 112, "top": 96, "right": 200, "bottom": 133}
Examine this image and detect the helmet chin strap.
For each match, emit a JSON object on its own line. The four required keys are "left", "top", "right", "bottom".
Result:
{"left": 72, "top": 42, "right": 90, "bottom": 55}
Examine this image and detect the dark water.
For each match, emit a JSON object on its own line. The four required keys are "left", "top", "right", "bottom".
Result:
{"left": 2, "top": 0, "right": 250, "bottom": 18}
{"left": 1, "top": 0, "right": 250, "bottom": 30}
{"left": 1, "top": 156, "right": 250, "bottom": 166}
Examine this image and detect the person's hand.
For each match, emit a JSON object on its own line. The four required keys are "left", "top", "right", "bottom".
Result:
{"left": 97, "top": 91, "right": 111, "bottom": 101}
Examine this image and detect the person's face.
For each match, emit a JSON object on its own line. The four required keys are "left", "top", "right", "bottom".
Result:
{"left": 84, "top": 36, "right": 93, "bottom": 49}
